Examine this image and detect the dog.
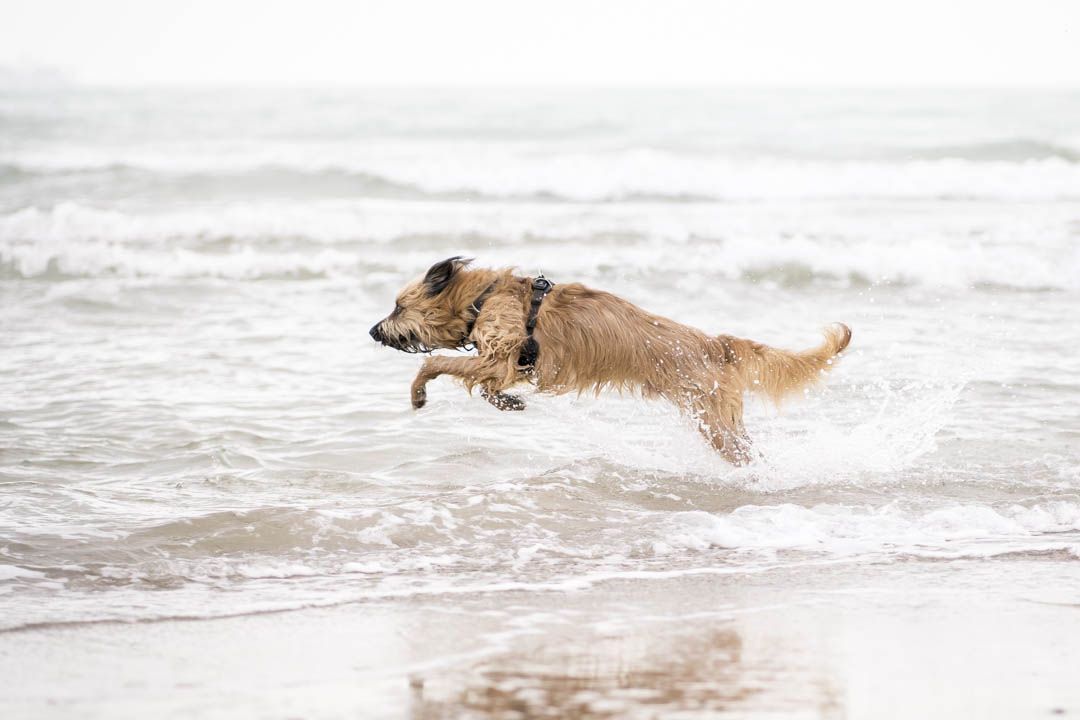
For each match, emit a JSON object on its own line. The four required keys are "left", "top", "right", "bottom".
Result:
{"left": 370, "top": 257, "right": 851, "bottom": 464}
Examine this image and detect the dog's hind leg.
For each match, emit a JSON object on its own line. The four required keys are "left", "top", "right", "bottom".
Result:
{"left": 410, "top": 356, "right": 524, "bottom": 411}
{"left": 692, "top": 393, "right": 753, "bottom": 465}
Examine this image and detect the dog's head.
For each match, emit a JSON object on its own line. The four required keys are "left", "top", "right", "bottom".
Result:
{"left": 369, "top": 256, "right": 476, "bottom": 353}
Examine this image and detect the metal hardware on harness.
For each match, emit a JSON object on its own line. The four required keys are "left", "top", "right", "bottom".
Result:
{"left": 518, "top": 274, "right": 553, "bottom": 368}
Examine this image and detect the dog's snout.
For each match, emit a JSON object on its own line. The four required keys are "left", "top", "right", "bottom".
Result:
{"left": 369, "top": 323, "right": 383, "bottom": 343}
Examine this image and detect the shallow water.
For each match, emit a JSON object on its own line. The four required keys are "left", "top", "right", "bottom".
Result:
{"left": 2, "top": 88, "right": 1079, "bottom": 644}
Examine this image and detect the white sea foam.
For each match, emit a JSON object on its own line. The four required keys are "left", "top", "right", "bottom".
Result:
{"left": 0, "top": 565, "right": 45, "bottom": 581}
{"left": 652, "top": 501, "right": 1080, "bottom": 559}
{"left": 6, "top": 143, "right": 1080, "bottom": 200}
{"left": 748, "top": 380, "right": 967, "bottom": 486}
{"left": 533, "top": 372, "right": 966, "bottom": 491}
{"left": 2, "top": 202, "right": 1077, "bottom": 288}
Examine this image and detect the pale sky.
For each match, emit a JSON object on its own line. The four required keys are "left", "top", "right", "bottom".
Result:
{"left": 3, "top": 0, "right": 1079, "bottom": 87}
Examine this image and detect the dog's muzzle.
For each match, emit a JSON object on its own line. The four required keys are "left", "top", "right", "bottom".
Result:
{"left": 369, "top": 322, "right": 432, "bottom": 353}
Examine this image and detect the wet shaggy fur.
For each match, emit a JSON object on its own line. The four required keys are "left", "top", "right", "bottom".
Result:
{"left": 370, "top": 257, "right": 852, "bottom": 464}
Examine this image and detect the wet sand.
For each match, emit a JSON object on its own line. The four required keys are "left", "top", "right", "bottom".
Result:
{"left": 3, "top": 558, "right": 1077, "bottom": 719}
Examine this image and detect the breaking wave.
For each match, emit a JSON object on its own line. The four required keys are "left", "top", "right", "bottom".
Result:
{"left": 5, "top": 150, "right": 1080, "bottom": 202}
{"left": 907, "top": 138, "right": 1080, "bottom": 163}
{"left": 2, "top": 203, "right": 1076, "bottom": 290}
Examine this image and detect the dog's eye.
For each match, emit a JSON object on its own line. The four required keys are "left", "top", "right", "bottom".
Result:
{"left": 392, "top": 303, "right": 404, "bottom": 315}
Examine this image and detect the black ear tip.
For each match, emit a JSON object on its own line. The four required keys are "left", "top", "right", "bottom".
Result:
{"left": 426, "top": 256, "right": 471, "bottom": 272}
{"left": 438, "top": 255, "right": 472, "bottom": 267}
{"left": 423, "top": 256, "right": 472, "bottom": 295}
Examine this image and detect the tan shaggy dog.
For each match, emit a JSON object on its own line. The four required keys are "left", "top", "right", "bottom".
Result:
{"left": 370, "top": 257, "right": 851, "bottom": 464}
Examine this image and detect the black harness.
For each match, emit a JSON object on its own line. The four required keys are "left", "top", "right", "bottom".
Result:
{"left": 462, "top": 275, "right": 554, "bottom": 369}
{"left": 517, "top": 275, "right": 554, "bottom": 368}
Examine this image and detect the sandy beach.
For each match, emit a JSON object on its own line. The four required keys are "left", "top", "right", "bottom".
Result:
{"left": 4, "top": 558, "right": 1078, "bottom": 719}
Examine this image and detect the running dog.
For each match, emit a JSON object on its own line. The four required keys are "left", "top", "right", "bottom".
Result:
{"left": 369, "top": 257, "right": 851, "bottom": 464}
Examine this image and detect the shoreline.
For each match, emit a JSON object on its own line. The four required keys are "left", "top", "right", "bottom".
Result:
{"left": 3, "top": 558, "right": 1077, "bottom": 719}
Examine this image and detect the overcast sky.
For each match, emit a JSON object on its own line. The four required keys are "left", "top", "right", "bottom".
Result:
{"left": 3, "top": 0, "right": 1079, "bottom": 87}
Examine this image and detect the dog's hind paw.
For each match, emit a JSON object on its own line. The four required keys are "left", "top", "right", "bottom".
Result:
{"left": 411, "top": 386, "right": 427, "bottom": 410}
{"left": 484, "top": 391, "right": 526, "bottom": 411}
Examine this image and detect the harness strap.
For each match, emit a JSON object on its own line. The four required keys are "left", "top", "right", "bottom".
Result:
{"left": 518, "top": 275, "right": 554, "bottom": 368}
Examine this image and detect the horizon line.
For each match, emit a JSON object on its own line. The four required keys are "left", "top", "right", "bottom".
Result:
{"left": 3, "top": 81, "right": 1080, "bottom": 92}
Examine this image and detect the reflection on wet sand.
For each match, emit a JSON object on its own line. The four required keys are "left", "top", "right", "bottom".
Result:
{"left": 410, "top": 623, "right": 842, "bottom": 719}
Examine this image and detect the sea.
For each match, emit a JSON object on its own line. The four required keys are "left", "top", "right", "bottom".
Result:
{"left": 1, "top": 88, "right": 1079, "bottom": 713}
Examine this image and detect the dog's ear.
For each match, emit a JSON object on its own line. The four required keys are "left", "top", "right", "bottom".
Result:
{"left": 423, "top": 256, "right": 471, "bottom": 296}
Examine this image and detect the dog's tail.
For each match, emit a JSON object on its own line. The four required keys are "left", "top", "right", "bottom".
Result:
{"left": 717, "top": 323, "right": 851, "bottom": 405}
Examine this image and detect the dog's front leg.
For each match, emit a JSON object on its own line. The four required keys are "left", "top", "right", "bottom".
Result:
{"left": 410, "top": 356, "right": 522, "bottom": 411}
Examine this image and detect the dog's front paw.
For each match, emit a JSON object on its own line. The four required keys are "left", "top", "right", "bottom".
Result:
{"left": 411, "top": 385, "right": 427, "bottom": 410}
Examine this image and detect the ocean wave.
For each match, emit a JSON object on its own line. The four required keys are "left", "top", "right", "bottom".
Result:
{"left": 0, "top": 163, "right": 33, "bottom": 182}
{"left": 0, "top": 162, "right": 442, "bottom": 202}
{"left": 4, "top": 148, "right": 1080, "bottom": 202}
{"left": 908, "top": 138, "right": 1080, "bottom": 163}
{"left": 6, "top": 496, "right": 1077, "bottom": 587}
{"left": 2, "top": 203, "right": 1076, "bottom": 289}
{"left": 0, "top": 242, "right": 356, "bottom": 281}
{"left": 3, "top": 240, "right": 1070, "bottom": 290}
{"left": 653, "top": 501, "right": 1080, "bottom": 559}
{"left": 3, "top": 495, "right": 1076, "bottom": 632}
